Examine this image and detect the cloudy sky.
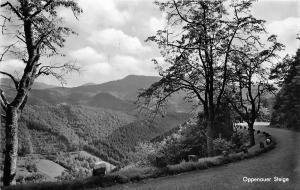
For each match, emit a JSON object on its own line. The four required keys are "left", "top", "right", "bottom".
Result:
{"left": 1, "top": 0, "right": 300, "bottom": 87}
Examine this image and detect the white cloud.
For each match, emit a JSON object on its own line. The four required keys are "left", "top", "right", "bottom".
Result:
{"left": 0, "top": 59, "right": 24, "bottom": 74}
{"left": 80, "top": 0, "right": 130, "bottom": 27}
{"left": 60, "top": 61, "right": 115, "bottom": 86}
{"left": 86, "top": 55, "right": 155, "bottom": 78}
{"left": 112, "top": 55, "right": 155, "bottom": 75}
{"left": 80, "top": 0, "right": 130, "bottom": 29}
{"left": 148, "top": 13, "right": 167, "bottom": 34}
{"left": 52, "top": 1, "right": 162, "bottom": 86}
{"left": 59, "top": 0, "right": 130, "bottom": 31}
{"left": 267, "top": 17, "right": 300, "bottom": 55}
{"left": 66, "top": 55, "right": 156, "bottom": 85}
{"left": 85, "top": 62, "right": 113, "bottom": 75}
{"left": 88, "top": 28, "right": 151, "bottom": 55}
{"left": 43, "top": 1, "right": 300, "bottom": 87}
{"left": 112, "top": 55, "right": 140, "bottom": 73}
{"left": 70, "top": 46, "right": 105, "bottom": 64}
{"left": 149, "top": 17, "right": 164, "bottom": 33}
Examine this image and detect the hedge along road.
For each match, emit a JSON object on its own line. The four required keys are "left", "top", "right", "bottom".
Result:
{"left": 102, "top": 125, "right": 300, "bottom": 190}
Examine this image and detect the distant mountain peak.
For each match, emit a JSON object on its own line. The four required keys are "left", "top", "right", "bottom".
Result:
{"left": 122, "top": 75, "right": 160, "bottom": 80}
{"left": 82, "top": 82, "right": 97, "bottom": 86}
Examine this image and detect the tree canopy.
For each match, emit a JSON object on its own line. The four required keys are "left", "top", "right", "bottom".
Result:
{"left": 138, "top": 0, "right": 270, "bottom": 155}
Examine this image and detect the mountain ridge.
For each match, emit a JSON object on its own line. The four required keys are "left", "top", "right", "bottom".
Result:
{"left": 21, "top": 75, "right": 192, "bottom": 113}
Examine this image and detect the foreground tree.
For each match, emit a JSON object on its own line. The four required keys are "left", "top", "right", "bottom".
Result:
{"left": 138, "top": 0, "right": 267, "bottom": 156}
{"left": 0, "top": 0, "right": 81, "bottom": 185}
{"left": 226, "top": 35, "right": 284, "bottom": 146}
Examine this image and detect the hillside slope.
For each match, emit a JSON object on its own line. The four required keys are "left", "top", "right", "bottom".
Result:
{"left": 15, "top": 104, "right": 189, "bottom": 164}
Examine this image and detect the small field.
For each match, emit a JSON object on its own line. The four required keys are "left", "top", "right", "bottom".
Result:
{"left": 35, "top": 159, "right": 65, "bottom": 179}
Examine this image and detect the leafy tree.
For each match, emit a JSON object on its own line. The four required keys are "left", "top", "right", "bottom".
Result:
{"left": 226, "top": 35, "right": 284, "bottom": 146}
{"left": 138, "top": 0, "right": 267, "bottom": 156}
{"left": 269, "top": 55, "right": 295, "bottom": 87}
{"left": 0, "top": 0, "right": 81, "bottom": 185}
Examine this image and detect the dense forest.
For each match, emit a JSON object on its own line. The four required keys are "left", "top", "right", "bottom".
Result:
{"left": 270, "top": 49, "right": 300, "bottom": 130}
{"left": 0, "top": 104, "right": 189, "bottom": 165}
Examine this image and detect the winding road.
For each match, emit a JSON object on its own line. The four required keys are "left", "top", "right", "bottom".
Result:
{"left": 103, "top": 125, "right": 300, "bottom": 190}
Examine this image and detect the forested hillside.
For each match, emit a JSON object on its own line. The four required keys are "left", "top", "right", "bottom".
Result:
{"left": 2, "top": 104, "right": 189, "bottom": 165}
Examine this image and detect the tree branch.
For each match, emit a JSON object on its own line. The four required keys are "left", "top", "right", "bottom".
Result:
{"left": 0, "top": 43, "right": 16, "bottom": 62}
{"left": 30, "top": 0, "right": 54, "bottom": 19}
{"left": 172, "top": 0, "right": 194, "bottom": 24}
{"left": 0, "top": 15, "right": 10, "bottom": 34}
{"left": 0, "top": 71, "right": 19, "bottom": 89}
{"left": 216, "top": 18, "right": 240, "bottom": 110}
{"left": 0, "top": 88, "right": 8, "bottom": 109}
{"left": 1, "top": 2, "right": 23, "bottom": 19}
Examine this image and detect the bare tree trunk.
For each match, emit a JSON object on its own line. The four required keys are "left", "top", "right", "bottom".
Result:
{"left": 3, "top": 106, "right": 19, "bottom": 186}
{"left": 206, "top": 119, "right": 214, "bottom": 157}
{"left": 248, "top": 122, "right": 255, "bottom": 146}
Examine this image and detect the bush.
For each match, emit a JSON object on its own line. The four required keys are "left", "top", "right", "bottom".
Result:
{"left": 54, "top": 152, "right": 99, "bottom": 181}
{"left": 26, "top": 164, "right": 38, "bottom": 173}
{"left": 115, "top": 166, "right": 157, "bottom": 180}
{"left": 213, "top": 138, "right": 233, "bottom": 155}
{"left": 23, "top": 159, "right": 38, "bottom": 173}
{"left": 128, "top": 142, "right": 164, "bottom": 167}
{"left": 167, "top": 156, "right": 225, "bottom": 174}
{"left": 129, "top": 119, "right": 208, "bottom": 167}
{"left": 231, "top": 131, "right": 249, "bottom": 150}
{"left": 16, "top": 173, "right": 47, "bottom": 184}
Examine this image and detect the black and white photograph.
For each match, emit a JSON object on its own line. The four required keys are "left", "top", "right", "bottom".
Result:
{"left": 0, "top": 0, "right": 299, "bottom": 189}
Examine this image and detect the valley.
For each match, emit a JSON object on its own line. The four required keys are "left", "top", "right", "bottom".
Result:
{"left": 0, "top": 75, "right": 191, "bottom": 183}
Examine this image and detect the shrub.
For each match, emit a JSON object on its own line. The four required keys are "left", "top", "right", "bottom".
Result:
{"left": 128, "top": 142, "right": 163, "bottom": 167}
{"left": 54, "top": 152, "right": 99, "bottom": 181}
{"left": 115, "top": 166, "right": 157, "bottom": 180}
{"left": 213, "top": 138, "right": 232, "bottom": 155}
{"left": 156, "top": 122, "right": 207, "bottom": 165}
{"left": 25, "top": 162, "right": 38, "bottom": 173}
{"left": 259, "top": 142, "right": 265, "bottom": 149}
{"left": 167, "top": 156, "right": 225, "bottom": 174}
{"left": 231, "top": 130, "right": 249, "bottom": 150}
{"left": 197, "top": 156, "right": 224, "bottom": 167}
{"left": 158, "top": 141, "right": 187, "bottom": 165}
{"left": 129, "top": 120, "right": 208, "bottom": 167}
{"left": 16, "top": 173, "right": 47, "bottom": 184}
{"left": 228, "top": 152, "right": 245, "bottom": 161}
{"left": 167, "top": 160, "right": 198, "bottom": 174}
